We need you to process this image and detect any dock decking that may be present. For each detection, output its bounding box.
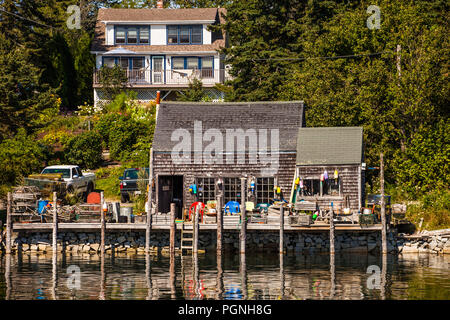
[12,222,382,232]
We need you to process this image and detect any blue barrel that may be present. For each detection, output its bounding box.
[38,200,49,214]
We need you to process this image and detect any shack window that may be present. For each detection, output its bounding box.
[196,177,216,203]
[256,177,274,204]
[303,178,340,196]
[326,178,340,196]
[303,179,321,196]
[224,178,242,204]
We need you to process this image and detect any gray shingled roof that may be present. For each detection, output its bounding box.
[296,127,363,165]
[153,101,305,153]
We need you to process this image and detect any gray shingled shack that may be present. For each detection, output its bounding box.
[295,127,365,212]
[151,101,305,216]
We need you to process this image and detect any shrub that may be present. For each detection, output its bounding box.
[64,130,103,169]
[0,129,45,186]
[94,112,123,149]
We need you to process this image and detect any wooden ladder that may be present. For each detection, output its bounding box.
[181,222,194,254]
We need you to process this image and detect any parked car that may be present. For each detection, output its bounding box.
[26,165,96,200]
[119,168,149,203]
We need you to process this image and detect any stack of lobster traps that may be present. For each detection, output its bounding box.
[11,186,42,223]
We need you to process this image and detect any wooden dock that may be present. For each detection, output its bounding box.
[12,222,382,232]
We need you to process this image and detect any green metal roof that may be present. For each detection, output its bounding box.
[296,127,363,165]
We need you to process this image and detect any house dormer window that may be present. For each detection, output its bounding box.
[114,26,151,45]
[167,25,203,45]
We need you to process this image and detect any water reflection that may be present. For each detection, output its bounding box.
[1,252,449,300]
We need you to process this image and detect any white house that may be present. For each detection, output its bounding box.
[91,5,229,106]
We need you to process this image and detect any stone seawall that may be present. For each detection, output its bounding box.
[1,229,449,255]
[1,230,399,254]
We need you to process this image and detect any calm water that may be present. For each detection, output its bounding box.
[0,252,449,300]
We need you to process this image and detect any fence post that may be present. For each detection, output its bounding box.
[52,192,58,253]
[100,191,105,254]
[280,205,284,254]
[240,178,247,254]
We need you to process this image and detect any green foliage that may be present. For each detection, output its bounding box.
[94,94,156,162]
[64,131,103,169]
[178,78,207,101]
[108,115,148,162]
[97,65,129,100]
[393,120,449,197]
[0,129,45,186]
[405,190,450,231]
[95,166,124,200]
[0,34,59,139]
[220,0,449,200]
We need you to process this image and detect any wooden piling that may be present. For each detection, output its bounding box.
[99,250,106,300]
[6,192,11,254]
[240,178,247,254]
[330,253,336,299]
[216,251,223,300]
[381,252,387,300]
[279,253,285,299]
[380,152,387,254]
[216,194,223,254]
[100,191,105,254]
[240,252,247,299]
[52,248,57,300]
[5,252,11,300]
[330,208,335,254]
[52,192,58,253]
[145,253,153,300]
[193,204,200,255]
[146,148,154,254]
[170,203,176,257]
[279,205,284,254]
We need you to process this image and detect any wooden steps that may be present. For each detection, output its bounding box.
[181,222,193,253]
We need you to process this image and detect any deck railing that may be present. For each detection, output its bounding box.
[93,68,231,86]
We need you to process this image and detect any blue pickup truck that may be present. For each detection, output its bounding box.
[119,168,149,203]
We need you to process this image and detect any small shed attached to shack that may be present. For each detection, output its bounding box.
[294,127,365,212]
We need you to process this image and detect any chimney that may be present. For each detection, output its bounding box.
[156,0,164,8]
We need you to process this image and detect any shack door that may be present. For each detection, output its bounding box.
[158,175,183,218]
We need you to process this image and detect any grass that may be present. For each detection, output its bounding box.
[366,183,449,231]
[95,166,124,201]
[404,190,450,231]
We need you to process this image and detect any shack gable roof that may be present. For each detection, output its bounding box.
[296,127,363,165]
[153,101,305,153]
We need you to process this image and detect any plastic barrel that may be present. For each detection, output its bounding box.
[120,207,133,223]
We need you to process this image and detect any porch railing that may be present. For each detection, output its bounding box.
[93,68,231,86]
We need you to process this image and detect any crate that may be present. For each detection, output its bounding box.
[289,215,312,226]
[359,214,376,226]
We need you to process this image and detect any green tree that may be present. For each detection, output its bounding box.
[0,34,58,140]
